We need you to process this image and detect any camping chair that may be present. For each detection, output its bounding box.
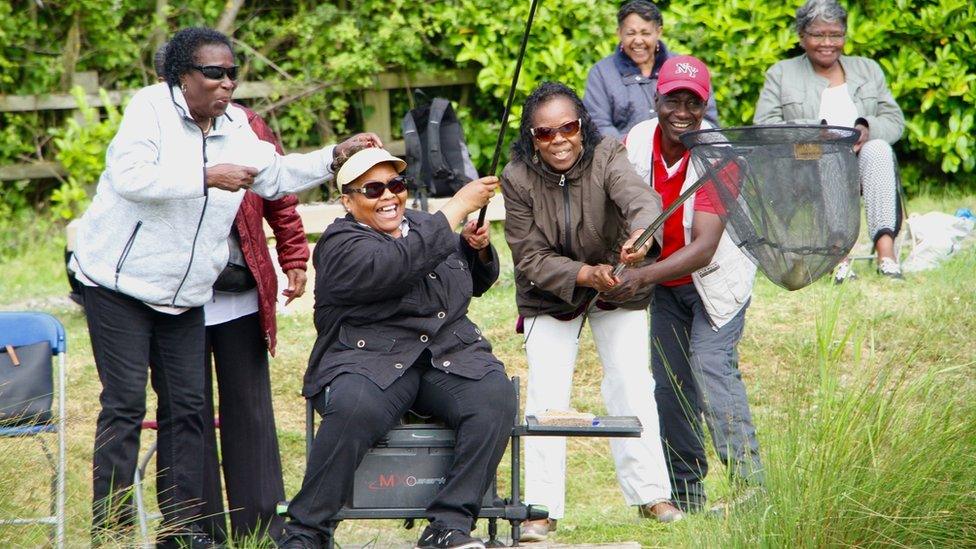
[0,312,68,549]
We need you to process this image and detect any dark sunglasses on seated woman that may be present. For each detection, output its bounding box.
[193,65,239,81]
[343,175,410,199]
[530,118,581,142]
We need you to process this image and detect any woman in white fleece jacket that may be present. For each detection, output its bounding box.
[71,27,376,546]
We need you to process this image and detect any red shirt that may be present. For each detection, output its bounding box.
[651,126,716,287]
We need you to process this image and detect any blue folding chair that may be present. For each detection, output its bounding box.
[0,312,67,549]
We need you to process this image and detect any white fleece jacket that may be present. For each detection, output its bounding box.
[73,82,335,307]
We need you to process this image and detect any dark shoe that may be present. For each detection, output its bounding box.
[276,526,321,548]
[277,535,315,549]
[415,526,485,549]
[517,518,556,542]
[638,500,685,523]
[160,531,219,549]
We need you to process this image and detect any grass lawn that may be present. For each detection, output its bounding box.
[1,193,974,547]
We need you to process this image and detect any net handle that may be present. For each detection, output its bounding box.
[612,154,739,277]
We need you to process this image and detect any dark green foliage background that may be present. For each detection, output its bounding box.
[0,0,973,222]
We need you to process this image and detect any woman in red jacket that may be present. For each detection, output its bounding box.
[194,105,309,543]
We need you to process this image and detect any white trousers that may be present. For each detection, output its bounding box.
[523,306,671,519]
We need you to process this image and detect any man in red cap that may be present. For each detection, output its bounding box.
[606,55,764,513]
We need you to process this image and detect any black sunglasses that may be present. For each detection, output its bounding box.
[343,175,409,199]
[530,118,581,142]
[192,64,239,81]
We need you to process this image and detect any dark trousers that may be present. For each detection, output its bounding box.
[650,284,761,511]
[82,285,206,535]
[199,313,286,542]
[282,362,516,547]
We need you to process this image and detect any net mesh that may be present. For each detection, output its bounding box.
[680,125,861,290]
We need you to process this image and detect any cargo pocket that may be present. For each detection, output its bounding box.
[444,257,472,299]
[339,325,396,352]
[780,88,807,121]
[453,325,483,345]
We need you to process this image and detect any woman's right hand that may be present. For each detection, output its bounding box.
[577,264,618,293]
[439,176,499,227]
[453,176,499,213]
[206,164,259,192]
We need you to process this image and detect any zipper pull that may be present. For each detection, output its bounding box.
[558,175,566,187]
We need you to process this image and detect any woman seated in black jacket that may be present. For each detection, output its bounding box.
[279,146,515,549]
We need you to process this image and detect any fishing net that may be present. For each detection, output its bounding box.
[680,125,861,290]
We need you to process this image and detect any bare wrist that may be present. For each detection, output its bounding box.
[576,264,591,287]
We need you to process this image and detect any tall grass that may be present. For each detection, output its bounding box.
[1,197,974,546]
[693,292,976,547]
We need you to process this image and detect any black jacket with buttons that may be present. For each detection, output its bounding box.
[303,209,503,397]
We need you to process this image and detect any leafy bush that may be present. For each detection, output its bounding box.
[49,87,122,220]
[1,0,973,221]
[665,0,976,194]
[444,0,618,170]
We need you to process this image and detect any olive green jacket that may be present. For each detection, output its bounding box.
[754,54,904,144]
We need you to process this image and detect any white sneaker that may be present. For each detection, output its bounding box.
[877,257,903,279]
[833,259,856,284]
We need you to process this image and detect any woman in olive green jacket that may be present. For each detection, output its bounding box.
[755,0,905,281]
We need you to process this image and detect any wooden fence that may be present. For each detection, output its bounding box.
[0,68,478,181]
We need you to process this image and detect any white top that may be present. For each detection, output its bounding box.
[664,158,683,178]
[817,83,859,126]
[204,289,259,326]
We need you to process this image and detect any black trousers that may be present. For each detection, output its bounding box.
[82,285,206,535]
[199,313,286,542]
[282,361,516,547]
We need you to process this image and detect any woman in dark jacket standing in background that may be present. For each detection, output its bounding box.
[280,147,515,549]
[583,0,718,138]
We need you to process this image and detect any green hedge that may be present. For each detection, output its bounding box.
[1,0,973,224]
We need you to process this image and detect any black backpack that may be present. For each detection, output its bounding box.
[402,97,478,210]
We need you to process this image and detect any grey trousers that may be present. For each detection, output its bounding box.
[650,284,762,510]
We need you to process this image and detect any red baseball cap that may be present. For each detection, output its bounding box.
[656,55,711,101]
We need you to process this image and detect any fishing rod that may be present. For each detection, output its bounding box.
[476,0,541,227]
[611,171,717,278]
[573,155,742,342]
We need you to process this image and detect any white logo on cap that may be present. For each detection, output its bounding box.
[675,62,698,78]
